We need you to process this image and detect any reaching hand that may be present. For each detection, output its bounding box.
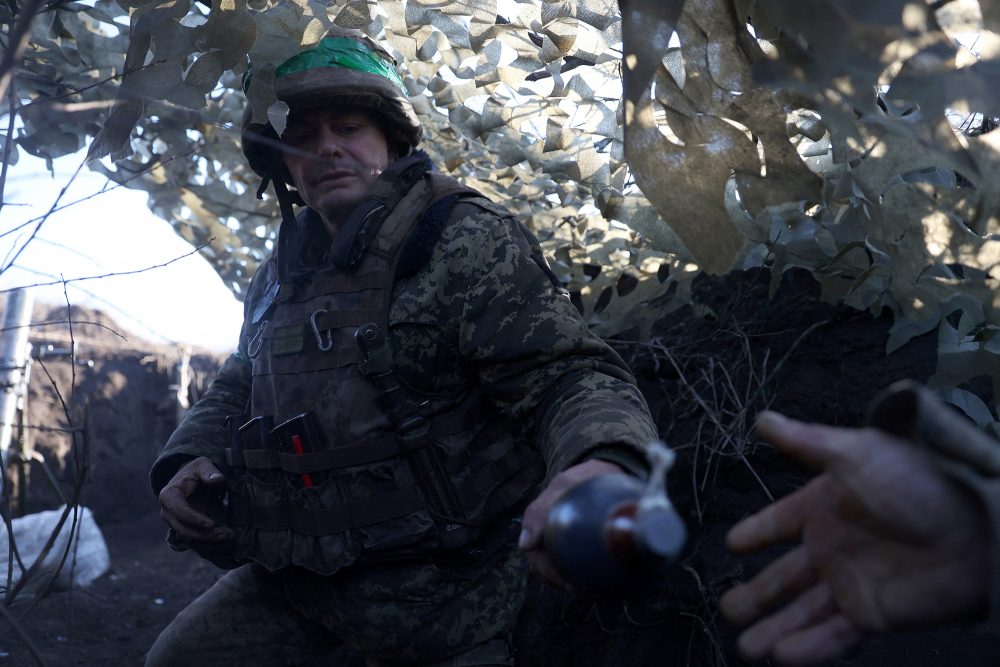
[158,456,234,544]
[720,411,989,666]
[519,459,626,592]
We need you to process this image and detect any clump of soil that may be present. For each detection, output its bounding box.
[3,272,997,666]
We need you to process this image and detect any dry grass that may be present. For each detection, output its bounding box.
[624,319,827,523]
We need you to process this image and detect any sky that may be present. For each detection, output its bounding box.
[0,152,245,354]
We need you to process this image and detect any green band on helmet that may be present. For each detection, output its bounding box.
[275,36,406,92]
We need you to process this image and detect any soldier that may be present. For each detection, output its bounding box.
[147,27,661,666]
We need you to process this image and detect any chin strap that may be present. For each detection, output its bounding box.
[261,177,308,298]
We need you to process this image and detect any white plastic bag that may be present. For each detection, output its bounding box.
[0,505,111,593]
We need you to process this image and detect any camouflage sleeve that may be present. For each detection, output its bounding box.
[453,201,660,481]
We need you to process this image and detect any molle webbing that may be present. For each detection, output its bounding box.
[357,322,463,521]
[230,485,424,536]
[227,432,402,472]
[225,409,472,474]
[233,170,542,573]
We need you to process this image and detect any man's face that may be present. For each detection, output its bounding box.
[281,107,396,235]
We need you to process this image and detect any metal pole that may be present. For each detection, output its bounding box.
[0,288,34,499]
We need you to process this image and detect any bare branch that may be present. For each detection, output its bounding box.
[33,237,106,268]
[0,238,214,294]
[61,276,76,405]
[0,80,17,216]
[7,358,87,610]
[5,266,188,345]
[15,60,167,111]
[0,158,85,277]
[0,320,127,342]
[0,151,192,242]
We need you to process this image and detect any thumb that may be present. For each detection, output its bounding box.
[519,500,547,551]
[197,462,225,485]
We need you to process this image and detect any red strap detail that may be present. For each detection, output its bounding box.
[291,434,314,488]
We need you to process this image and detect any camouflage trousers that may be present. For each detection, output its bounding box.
[145,529,526,666]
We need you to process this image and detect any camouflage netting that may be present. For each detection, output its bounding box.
[6,0,1000,425]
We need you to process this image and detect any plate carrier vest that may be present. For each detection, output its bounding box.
[225,157,545,574]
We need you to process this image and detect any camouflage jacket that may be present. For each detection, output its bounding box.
[150,172,659,511]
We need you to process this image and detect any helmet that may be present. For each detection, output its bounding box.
[241,26,422,187]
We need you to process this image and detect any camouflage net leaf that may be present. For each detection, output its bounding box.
[621,0,824,273]
[734,0,1000,417]
[9,0,1000,422]
[22,0,701,337]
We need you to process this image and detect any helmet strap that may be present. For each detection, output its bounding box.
[272,178,306,293]
[255,176,271,200]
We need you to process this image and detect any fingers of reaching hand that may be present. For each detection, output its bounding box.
[721,546,817,626]
[736,582,851,663]
[756,411,855,471]
[726,479,822,553]
[772,614,863,666]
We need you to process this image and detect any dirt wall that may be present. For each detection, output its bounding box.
[5,304,224,525]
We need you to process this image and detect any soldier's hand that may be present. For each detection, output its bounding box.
[720,411,989,666]
[519,459,626,592]
[158,457,234,544]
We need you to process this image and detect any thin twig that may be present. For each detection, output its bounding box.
[653,336,774,499]
[621,599,671,628]
[62,276,77,406]
[12,497,84,620]
[0,239,214,294]
[0,266,190,345]
[0,80,17,216]
[765,320,829,383]
[587,603,627,635]
[15,61,166,111]
[5,266,186,345]
[0,151,191,241]
[0,320,127,341]
[0,159,85,277]
[33,238,106,268]
[8,359,87,610]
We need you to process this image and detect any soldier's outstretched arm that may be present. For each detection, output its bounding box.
[449,205,660,589]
